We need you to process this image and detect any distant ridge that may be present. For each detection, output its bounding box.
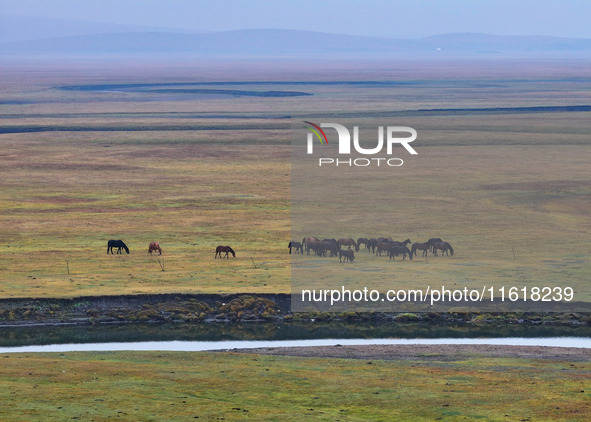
[1,28,590,58]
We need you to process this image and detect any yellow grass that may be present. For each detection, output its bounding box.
[0,59,589,305]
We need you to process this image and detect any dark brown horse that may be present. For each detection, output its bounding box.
[339,249,355,263]
[357,238,369,250]
[376,241,392,256]
[288,241,303,254]
[427,238,444,252]
[322,241,339,257]
[148,241,162,255]
[432,242,454,256]
[107,239,129,254]
[367,238,379,253]
[411,242,430,257]
[215,245,236,258]
[338,238,359,252]
[389,245,412,260]
[308,242,328,257]
[391,239,412,247]
[302,236,320,255]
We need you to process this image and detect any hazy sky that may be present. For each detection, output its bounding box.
[1,0,591,39]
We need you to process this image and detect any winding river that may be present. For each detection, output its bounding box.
[1,321,589,353]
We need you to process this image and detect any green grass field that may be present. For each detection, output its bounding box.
[1,350,589,421]
[0,59,589,306]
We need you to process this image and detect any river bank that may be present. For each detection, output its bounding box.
[231,343,591,361]
[0,293,589,327]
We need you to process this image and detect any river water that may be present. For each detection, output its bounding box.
[1,321,589,353]
[1,337,590,354]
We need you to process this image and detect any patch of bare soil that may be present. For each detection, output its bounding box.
[230,344,591,361]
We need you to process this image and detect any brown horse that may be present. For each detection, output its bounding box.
[338,238,359,252]
[339,249,355,263]
[389,245,412,260]
[302,236,320,255]
[411,242,430,257]
[288,241,303,254]
[215,245,236,258]
[357,238,369,250]
[367,238,379,253]
[391,239,412,247]
[432,242,454,256]
[148,241,162,255]
[427,237,444,252]
[376,241,392,256]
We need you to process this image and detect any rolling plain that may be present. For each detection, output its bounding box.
[1,59,589,306]
[1,58,590,420]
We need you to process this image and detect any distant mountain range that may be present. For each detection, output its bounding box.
[1,15,590,58]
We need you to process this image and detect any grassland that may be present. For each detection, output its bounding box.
[0,58,589,307]
[1,348,589,421]
[0,58,589,422]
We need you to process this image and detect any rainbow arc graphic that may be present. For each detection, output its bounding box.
[303,121,328,144]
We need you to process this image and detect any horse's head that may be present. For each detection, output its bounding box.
[446,242,454,256]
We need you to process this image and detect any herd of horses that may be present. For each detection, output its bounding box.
[289,236,454,262]
[107,240,236,259]
[107,235,452,263]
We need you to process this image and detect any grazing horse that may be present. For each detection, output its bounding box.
[389,245,412,260]
[107,239,129,254]
[411,242,430,257]
[302,236,319,247]
[357,238,369,250]
[433,242,454,256]
[308,242,327,257]
[322,241,339,257]
[148,241,162,255]
[427,238,444,253]
[338,238,359,252]
[390,239,412,247]
[302,236,320,255]
[367,238,379,253]
[376,241,393,256]
[339,249,355,263]
[288,241,303,254]
[215,245,236,258]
